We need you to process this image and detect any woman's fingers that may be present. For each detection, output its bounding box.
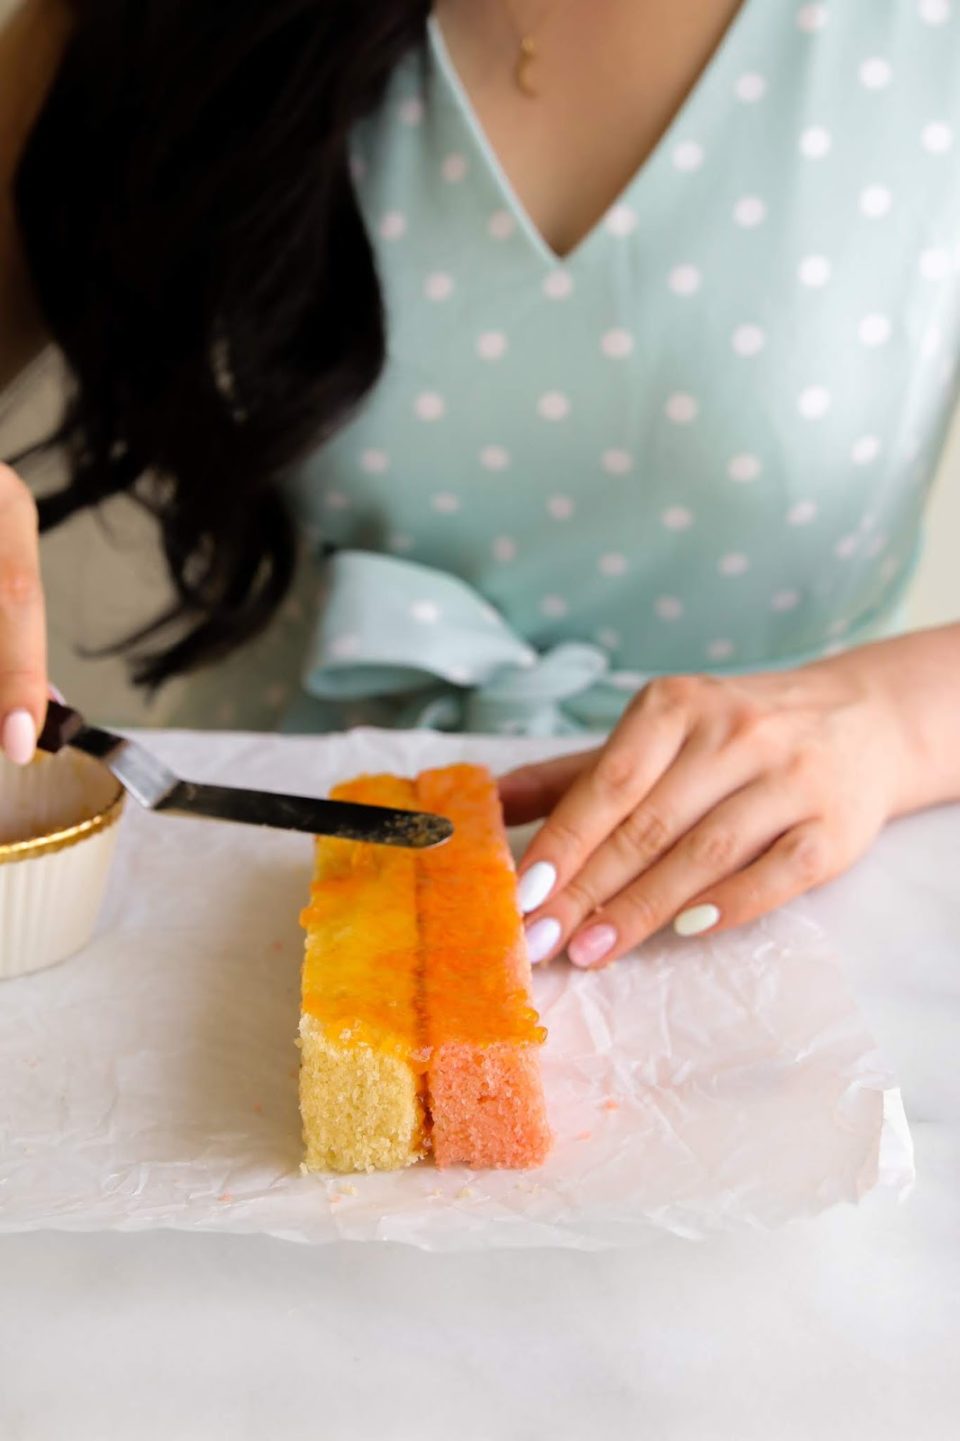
[514,692,689,917]
[0,464,47,765]
[497,748,599,827]
[674,821,839,938]
[557,779,807,968]
[520,731,763,957]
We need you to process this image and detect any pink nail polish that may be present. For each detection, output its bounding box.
[1,709,37,766]
[568,923,617,969]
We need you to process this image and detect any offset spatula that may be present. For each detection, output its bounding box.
[37,702,453,850]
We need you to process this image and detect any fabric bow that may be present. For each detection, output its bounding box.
[299,549,645,736]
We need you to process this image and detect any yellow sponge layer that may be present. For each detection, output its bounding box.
[299,1016,424,1173]
[299,774,425,1173]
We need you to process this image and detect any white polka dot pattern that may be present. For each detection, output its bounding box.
[796,4,829,32]
[605,204,638,237]
[543,270,574,299]
[415,392,445,420]
[537,392,570,420]
[735,72,767,102]
[602,449,633,475]
[859,314,892,346]
[665,393,699,424]
[859,185,893,218]
[719,552,750,576]
[601,329,635,358]
[668,264,702,295]
[360,449,389,474]
[852,436,882,465]
[922,121,954,153]
[733,196,767,227]
[798,255,832,287]
[379,211,407,240]
[442,153,468,182]
[476,332,508,359]
[859,58,892,89]
[918,0,952,25]
[283,3,960,733]
[731,324,767,357]
[480,445,510,471]
[728,453,762,482]
[672,140,705,171]
[431,492,460,513]
[487,209,515,239]
[797,386,832,419]
[799,125,832,158]
[424,272,454,301]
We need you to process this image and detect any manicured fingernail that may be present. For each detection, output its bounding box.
[517,860,557,915]
[569,924,617,969]
[674,904,721,938]
[1,709,37,766]
[524,916,562,965]
[47,683,66,703]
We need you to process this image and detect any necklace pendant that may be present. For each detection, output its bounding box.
[515,35,539,98]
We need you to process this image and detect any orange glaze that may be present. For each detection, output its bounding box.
[300,774,422,1062]
[300,766,546,1065]
[415,765,547,1050]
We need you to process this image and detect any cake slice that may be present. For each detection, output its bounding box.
[299,774,426,1173]
[299,764,550,1173]
[416,765,551,1169]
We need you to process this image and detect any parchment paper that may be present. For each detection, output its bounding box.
[0,728,913,1249]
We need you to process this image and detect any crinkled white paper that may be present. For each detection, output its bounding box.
[0,728,913,1249]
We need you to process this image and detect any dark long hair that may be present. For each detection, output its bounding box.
[14,0,428,685]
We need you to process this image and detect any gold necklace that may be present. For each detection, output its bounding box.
[497,0,582,98]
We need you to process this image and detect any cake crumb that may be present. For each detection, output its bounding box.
[456,1185,475,1200]
[576,1129,592,1142]
[251,1102,263,1115]
[340,1183,358,1197]
[601,1097,621,1112]
[218,1192,234,1204]
[270,940,284,953]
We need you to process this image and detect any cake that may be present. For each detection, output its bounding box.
[298,764,551,1173]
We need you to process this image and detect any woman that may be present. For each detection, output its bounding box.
[2,0,959,970]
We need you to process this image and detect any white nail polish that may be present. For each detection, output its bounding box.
[674,904,721,938]
[517,861,557,915]
[524,916,562,965]
[1,709,37,767]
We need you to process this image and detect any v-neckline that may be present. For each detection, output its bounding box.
[427,1,761,268]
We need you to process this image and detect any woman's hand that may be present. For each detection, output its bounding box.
[498,638,954,968]
[0,462,48,765]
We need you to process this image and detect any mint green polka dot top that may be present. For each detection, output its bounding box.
[278,2,960,737]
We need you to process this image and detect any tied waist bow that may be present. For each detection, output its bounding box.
[300,550,646,736]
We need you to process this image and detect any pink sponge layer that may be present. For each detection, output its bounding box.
[429,1041,551,1169]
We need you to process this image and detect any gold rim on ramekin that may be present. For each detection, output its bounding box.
[0,784,126,866]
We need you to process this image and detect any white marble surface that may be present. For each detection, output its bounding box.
[1,797,958,1439]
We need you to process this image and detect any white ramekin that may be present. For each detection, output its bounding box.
[0,748,125,981]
